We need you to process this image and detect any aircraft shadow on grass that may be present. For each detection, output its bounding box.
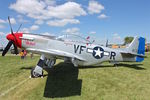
[115,63,145,70]
[43,62,145,98]
[43,63,82,98]
[78,63,145,70]
[20,62,145,98]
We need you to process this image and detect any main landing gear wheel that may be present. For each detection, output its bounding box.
[31,68,43,78]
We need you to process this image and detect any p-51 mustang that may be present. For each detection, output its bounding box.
[2,17,146,78]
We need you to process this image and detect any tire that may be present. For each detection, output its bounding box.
[31,68,43,78]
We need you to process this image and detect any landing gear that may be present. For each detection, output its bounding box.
[30,55,56,78]
[45,59,56,69]
[31,68,43,78]
[30,54,45,78]
[72,58,78,67]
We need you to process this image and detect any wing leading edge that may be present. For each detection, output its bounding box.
[26,48,86,61]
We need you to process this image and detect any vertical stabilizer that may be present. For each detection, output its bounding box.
[126,37,145,62]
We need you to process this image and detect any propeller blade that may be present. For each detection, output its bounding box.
[16,24,22,33]
[8,16,14,34]
[13,43,18,55]
[2,41,13,56]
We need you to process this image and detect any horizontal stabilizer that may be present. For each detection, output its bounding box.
[120,52,146,58]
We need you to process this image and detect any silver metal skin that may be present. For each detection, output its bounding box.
[20,33,145,77]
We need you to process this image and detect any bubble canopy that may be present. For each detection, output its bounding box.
[56,34,91,44]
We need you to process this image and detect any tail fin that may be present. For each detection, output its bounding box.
[127,37,145,62]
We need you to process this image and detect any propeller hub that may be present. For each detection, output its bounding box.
[6,33,23,48]
[6,34,14,41]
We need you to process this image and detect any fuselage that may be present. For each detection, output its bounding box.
[20,33,136,66]
[6,32,138,66]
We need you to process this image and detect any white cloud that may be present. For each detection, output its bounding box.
[47,2,86,19]
[44,0,56,6]
[9,17,16,24]
[0,32,7,47]
[113,33,121,39]
[0,32,4,35]
[22,25,39,33]
[22,28,30,33]
[0,24,5,29]
[30,25,39,31]
[17,15,29,23]
[63,27,80,34]
[41,32,55,36]
[0,19,6,29]
[47,19,80,27]
[9,0,46,18]
[9,0,86,20]
[88,0,104,14]
[89,31,96,34]
[0,19,6,24]
[35,20,44,25]
[112,33,122,44]
[0,18,16,29]
[98,14,108,19]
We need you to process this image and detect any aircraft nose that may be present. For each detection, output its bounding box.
[6,34,14,41]
[6,33,23,48]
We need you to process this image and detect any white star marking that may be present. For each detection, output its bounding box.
[94,48,103,57]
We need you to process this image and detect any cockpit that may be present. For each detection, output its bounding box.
[56,34,91,44]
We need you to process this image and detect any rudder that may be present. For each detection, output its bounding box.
[136,37,145,62]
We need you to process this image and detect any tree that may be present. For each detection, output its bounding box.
[124,36,134,45]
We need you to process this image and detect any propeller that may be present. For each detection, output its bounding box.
[16,24,22,33]
[2,16,20,56]
[8,16,14,35]
[2,41,13,56]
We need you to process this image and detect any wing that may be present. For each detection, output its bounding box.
[26,48,86,61]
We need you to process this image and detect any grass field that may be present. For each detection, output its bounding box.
[0,53,150,100]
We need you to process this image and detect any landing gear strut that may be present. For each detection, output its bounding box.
[45,59,56,69]
[30,54,45,78]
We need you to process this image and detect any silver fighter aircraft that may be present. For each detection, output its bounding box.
[2,17,146,78]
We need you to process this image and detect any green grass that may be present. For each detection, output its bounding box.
[0,53,150,100]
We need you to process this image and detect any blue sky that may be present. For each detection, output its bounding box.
[0,0,150,47]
